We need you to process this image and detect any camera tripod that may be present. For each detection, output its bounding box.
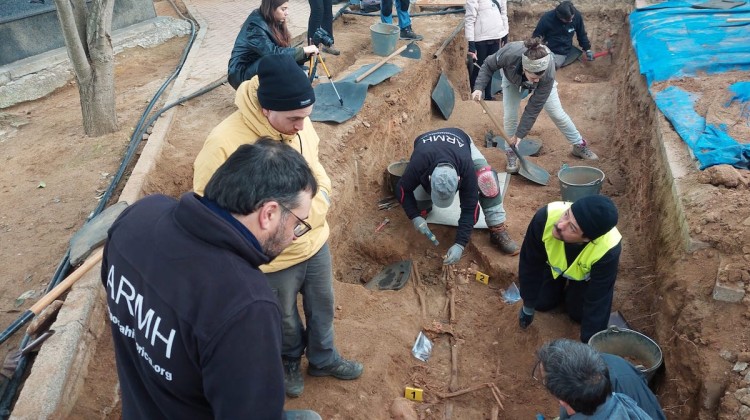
[308,52,343,106]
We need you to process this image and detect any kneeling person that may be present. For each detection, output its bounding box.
[396,127,520,265]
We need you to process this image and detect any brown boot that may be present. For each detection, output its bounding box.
[489,223,520,255]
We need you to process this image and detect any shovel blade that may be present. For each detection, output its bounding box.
[401,42,421,59]
[510,144,550,186]
[365,260,413,291]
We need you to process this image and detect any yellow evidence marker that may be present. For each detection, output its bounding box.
[405,386,423,402]
[475,271,490,285]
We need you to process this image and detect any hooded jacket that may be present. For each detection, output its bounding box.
[602,354,666,420]
[532,8,591,57]
[465,0,509,44]
[560,392,652,420]
[227,9,306,89]
[193,76,332,273]
[474,41,557,140]
[102,193,284,419]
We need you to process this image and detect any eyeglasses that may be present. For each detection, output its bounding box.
[531,360,546,385]
[278,203,312,238]
[532,70,545,76]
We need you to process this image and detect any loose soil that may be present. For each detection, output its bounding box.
[3,1,750,419]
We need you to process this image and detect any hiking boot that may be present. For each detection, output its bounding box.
[505,149,519,174]
[283,358,304,398]
[321,45,341,56]
[308,358,363,380]
[400,26,423,41]
[571,140,599,160]
[489,223,520,255]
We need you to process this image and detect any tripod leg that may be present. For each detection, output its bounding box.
[318,55,343,106]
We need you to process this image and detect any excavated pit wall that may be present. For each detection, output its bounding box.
[12,1,720,417]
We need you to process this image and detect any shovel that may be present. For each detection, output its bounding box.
[0,201,128,346]
[355,42,421,83]
[479,100,550,186]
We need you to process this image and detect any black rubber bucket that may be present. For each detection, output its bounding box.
[386,160,408,195]
[588,326,663,382]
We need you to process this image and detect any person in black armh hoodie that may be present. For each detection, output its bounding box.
[102,139,321,420]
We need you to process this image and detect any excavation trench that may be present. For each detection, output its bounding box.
[49,2,738,419]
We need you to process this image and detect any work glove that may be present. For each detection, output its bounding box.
[518,306,535,329]
[586,49,594,61]
[443,244,464,265]
[412,216,439,246]
[471,90,483,101]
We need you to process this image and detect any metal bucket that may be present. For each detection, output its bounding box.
[386,160,408,194]
[370,23,399,57]
[557,165,605,202]
[588,326,663,382]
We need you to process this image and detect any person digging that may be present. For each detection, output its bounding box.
[396,128,520,265]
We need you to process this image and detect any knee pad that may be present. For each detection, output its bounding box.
[476,166,500,198]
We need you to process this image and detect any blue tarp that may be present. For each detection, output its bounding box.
[629,1,750,169]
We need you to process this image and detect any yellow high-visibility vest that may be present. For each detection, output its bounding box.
[543,202,621,281]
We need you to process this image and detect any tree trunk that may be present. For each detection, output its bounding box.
[54,0,118,137]
[78,59,117,136]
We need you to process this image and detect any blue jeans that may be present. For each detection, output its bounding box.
[266,243,339,368]
[500,73,582,150]
[381,0,411,29]
[284,410,322,420]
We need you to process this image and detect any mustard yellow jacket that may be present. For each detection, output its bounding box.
[193,76,332,273]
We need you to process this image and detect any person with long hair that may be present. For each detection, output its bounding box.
[472,37,598,174]
[228,0,319,89]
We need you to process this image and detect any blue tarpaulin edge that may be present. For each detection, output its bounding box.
[629,1,750,169]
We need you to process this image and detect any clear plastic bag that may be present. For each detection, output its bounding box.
[411,331,433,362]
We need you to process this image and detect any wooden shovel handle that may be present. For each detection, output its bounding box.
[30,247,104,314]
[355,44,408,83]
[479,100,512,143]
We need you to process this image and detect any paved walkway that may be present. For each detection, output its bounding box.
[179,0,349,94]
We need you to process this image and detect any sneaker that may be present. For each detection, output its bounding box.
[400,26,423,41]
[572,140,599,160]
[283,358,304,398]
[505,149,519,174]
[489,223,520,255]
[308,358,363,380]
[321,45,341,56]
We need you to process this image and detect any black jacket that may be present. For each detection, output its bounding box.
[518,205,621,342]
[532,9,591,57]
[102,193,285,419]
[396,128,479,247]
[228,9,306,89]
[603,354,666,420]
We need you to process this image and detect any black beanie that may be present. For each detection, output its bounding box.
[570,195,618,240]
[256,54,315,111]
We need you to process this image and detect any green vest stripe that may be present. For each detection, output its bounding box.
[543,202,621,281]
